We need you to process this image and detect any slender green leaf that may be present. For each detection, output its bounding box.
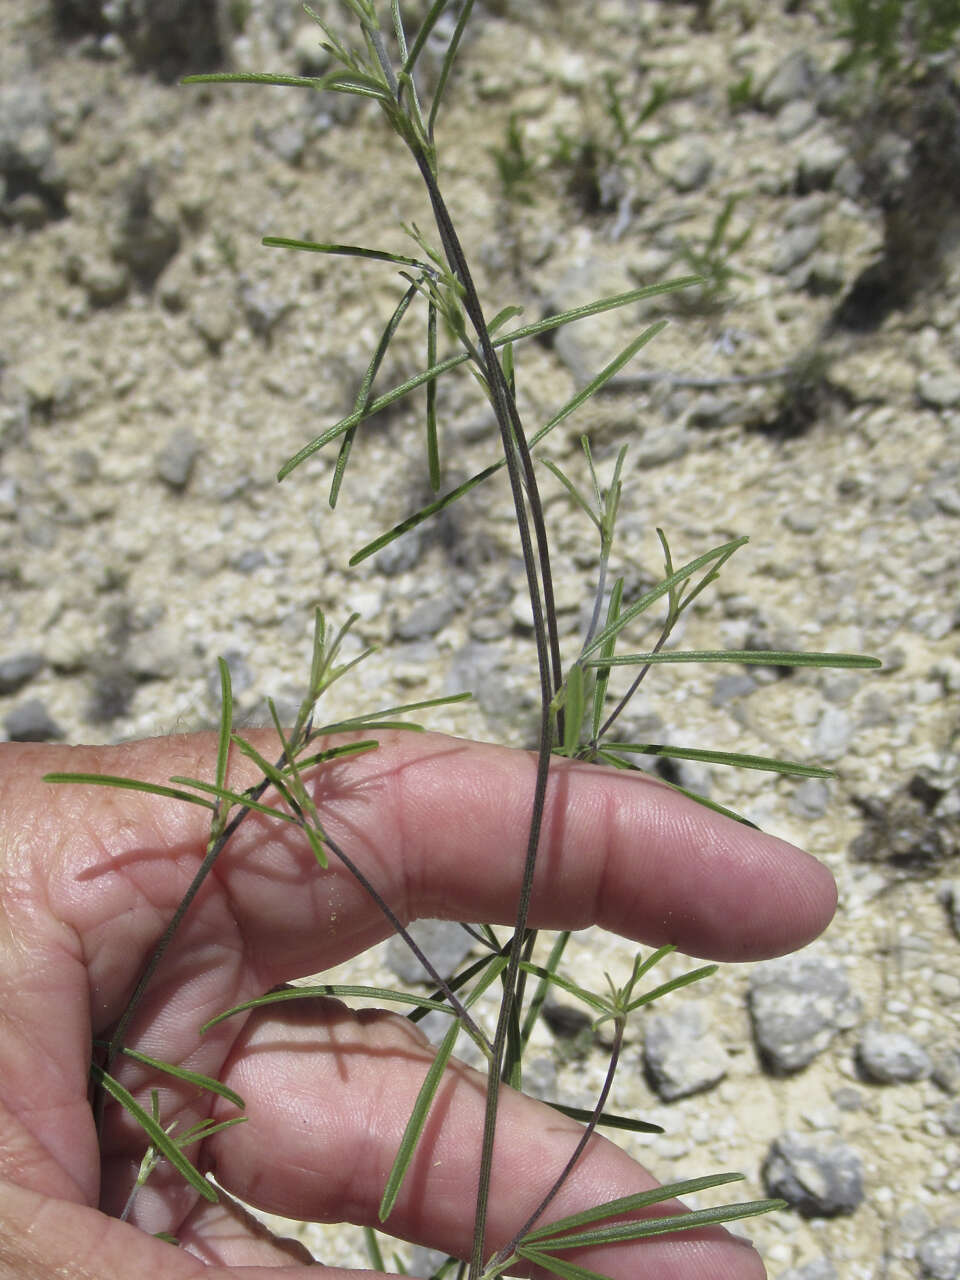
[545,1102,662,1135]
[515,1247,610,1280]
[520,930,570,1049]
[427,0,475,137]
[581,538,750,660]
[600,764,759,827]
[182,71,324,89]
[541,459,601,532]
[174,1114,248,1146]
[363,1225,387,1274]
[586,649,883,669]
[426,298,440,488]
[520,1173,746,1244]
[42,773,216,810]
[562,664,585,755]
[402,0,449,81]
[262,237,429,269]
[591,577,623,740]
[166,777,300,824]
[350,323,671,564]
[120,1048,245,1109]
[623,963,717,1013]
[524,1198,786,1253]
[279,281,697,481]
[379,1017,461,1221]
[91,1065,217,1202]
[332,281,419,506]
[215,657,233,796]
[201,984,456,1033]
[599,742,833,778]
[516,962,610,1015]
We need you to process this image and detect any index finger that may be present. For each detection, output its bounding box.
[26,729,835,1003]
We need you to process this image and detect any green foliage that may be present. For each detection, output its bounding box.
[671,193,753,311]
[832,0,960,79]
[46,4,881,1275]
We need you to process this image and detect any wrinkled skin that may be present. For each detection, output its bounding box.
[0,731,836,1279]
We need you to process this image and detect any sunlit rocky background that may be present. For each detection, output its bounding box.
[1,2,959,1276]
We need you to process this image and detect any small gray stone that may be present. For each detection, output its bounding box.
[5,698,64,742]
[711,673,758,706]
[762,1131,864,1217]
[811,706,852,760]
[386,920,474,985]
[191,287,238,351]
[393,596,457,641]
[112,168,181,287]
[857,1021,932,1083]
[155,427,201,490]
[761,51,817,111]
[917,371,960,409]
[790,778,830,820]
[256,119,307,166]
[776,99,817,141]
[643,1002,727,1101]
[771,225,821,275]
[0,652,45,694]
[239,279,294,339]
[918,1227,960,1280]
[796,137,849,192]
[78,257,130,308]
[85,669,136,724]
[749,952,861,1073]
[659,136,713,192]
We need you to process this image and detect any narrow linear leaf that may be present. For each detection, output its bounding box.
[525,1198,786,1252]
[120,1048,245,1109]
[591,576,623,740]
[516,962,610,1015]
[201,984,456,1034]
[174,1114,247,1146]
[586,649,882,669]
[215,658,233,794]
[520,1172,746,1244]
[42,773,216,810]
[426,298,440,489]
[545,1102,663,1135]
[600,742,833,779]
[262,238,428,269]
[581,538,750,659]
[350,324,669,564]
[91,1065,217,1203]
[562,664,585,756]
[317,690,473,726]
[183,71,324,88]
[516,1248,611,1280]
[332,282,419,507]
[604,765,759,828]
[167,777,300,825]
[427,0,475,136]
[623,963,718,1013]
[379,1017,461,1222]
[279,281,696,482]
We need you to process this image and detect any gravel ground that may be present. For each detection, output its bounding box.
[1,2,959,1277]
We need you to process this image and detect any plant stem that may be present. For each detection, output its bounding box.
[403,144,563,1280]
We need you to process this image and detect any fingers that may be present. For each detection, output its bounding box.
[8,730,834,1004]
[0,1175,325,1279]
[200,1000,766,1280]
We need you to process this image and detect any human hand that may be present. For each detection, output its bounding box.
[0,731,836,1279]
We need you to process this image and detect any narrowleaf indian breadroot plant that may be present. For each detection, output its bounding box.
[46,3,881,1277]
